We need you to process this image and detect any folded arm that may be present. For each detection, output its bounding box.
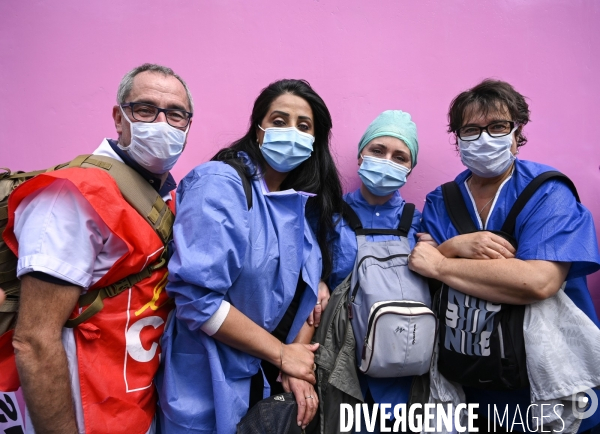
[409,242,570,304]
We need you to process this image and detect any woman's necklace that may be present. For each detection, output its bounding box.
[468,177,495,216]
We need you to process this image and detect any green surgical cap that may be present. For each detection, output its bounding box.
[357,110,419,168]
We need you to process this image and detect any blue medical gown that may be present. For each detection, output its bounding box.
[328,188,422,409]
[156,159,321,434]
[421,159,600,432]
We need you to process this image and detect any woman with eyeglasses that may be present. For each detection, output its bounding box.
[327,110,423,433]
[409,79,600,433]
[155,79,343,434]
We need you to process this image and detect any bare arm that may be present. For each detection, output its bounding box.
[12,275,80,434]
[0,288,5,306]
[216,307,319,429]
[408,242,570,304]
[212,305,318,384]
[307,280,330,327]
[281,321,318,429]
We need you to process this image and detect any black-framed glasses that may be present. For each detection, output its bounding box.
[457,121,516,141]
[121,102,193,129]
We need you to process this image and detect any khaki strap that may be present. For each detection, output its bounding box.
[64,252,167,328]
[7,170,45,179]
[74,155,174,245]
[66,154,91,169]
[0,248,16,263]
[2,154,174,327]
[0,265,18,284]
[5,154,173,246]
[0,279,20,297]
[0,297,18,314]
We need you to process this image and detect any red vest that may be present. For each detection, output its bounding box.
[3,167,174,434]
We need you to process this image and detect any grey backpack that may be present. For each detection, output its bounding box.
[344,202,437,378]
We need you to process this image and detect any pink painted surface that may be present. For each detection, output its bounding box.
[1,0,599,314]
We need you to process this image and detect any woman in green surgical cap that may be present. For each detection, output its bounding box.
[327,110,423,433]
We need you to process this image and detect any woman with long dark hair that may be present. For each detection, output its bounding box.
[156,79,343,433]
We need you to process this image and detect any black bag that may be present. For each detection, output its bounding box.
[237,393,318,434]
[436,171,579,390]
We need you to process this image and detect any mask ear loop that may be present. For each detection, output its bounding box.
[511,124,520,156]
[256,124,265,146]
[117,106,136,151]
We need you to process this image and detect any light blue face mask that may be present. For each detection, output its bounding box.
[258,126,315,173]
[358,155,411,196]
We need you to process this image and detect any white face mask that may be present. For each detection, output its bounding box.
[458,129,516,178]
[118,107,187,174]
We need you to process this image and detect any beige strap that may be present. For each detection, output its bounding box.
[0,278,20,297]
[2,154,174,327]
[5,154,173,245]
[65,251,167,328]
[0,298,18,314]
[7,170,44,179]
[74,155,174,245]
[0,248,15,262]
[0,267,18,284]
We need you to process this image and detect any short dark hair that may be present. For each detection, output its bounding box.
[448,79,530,148]
[212,79,343,280]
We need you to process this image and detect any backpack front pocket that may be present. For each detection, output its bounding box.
[358,300,437,378]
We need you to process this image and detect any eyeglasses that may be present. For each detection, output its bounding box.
[457,121,516,141]
[121,102,193,129]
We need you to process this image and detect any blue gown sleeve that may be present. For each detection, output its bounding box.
[420,187,448,245]
[514,179,600,279]
[167,163,250,332]
[408,207,422,250]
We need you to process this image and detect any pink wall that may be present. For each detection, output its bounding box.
[2,0,599,313]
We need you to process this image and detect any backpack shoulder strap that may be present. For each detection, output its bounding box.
[223,160,253,210]
[441,181,478,234]
[342,201,413,237]
[5,155,177,328]
[342,201,363,232]
[501,171,579,235]
[7,154,175,246]
[71,155,174,246]
[64,251,167,328]
[397,202,415,238]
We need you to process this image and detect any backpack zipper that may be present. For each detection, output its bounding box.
[361,301,432,360]
[350,253,409,302]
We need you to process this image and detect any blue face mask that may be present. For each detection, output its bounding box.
[258,126,315,173]
[358,155,411,196]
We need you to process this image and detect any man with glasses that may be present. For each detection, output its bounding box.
[409,79,600,432]
[8,63,193,434]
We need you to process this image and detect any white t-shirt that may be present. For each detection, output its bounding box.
[15,139,163,434]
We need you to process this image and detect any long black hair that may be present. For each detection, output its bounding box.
[212,79,343,280]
